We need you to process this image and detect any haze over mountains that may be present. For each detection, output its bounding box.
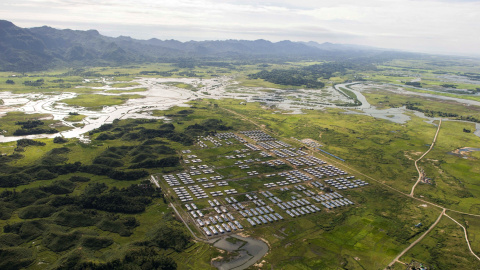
[0,20,417,72]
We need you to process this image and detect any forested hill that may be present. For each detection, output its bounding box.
[0,20,417,72]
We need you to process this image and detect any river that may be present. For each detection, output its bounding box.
[1,79,480,142]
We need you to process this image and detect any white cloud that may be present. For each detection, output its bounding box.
[0,0,479,55]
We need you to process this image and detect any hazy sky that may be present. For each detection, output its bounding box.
[1,0,479,56]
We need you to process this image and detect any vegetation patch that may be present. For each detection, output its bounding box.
[105,87,147,93]
[80,235,114,250]
[0,247,35,270]
[64,113,86,122]
[62,94,144,109]
[0,112,69,137]
[96,216,138,236]
[43,230,83,252]
[110,82,141,88]
[18,204,57,219]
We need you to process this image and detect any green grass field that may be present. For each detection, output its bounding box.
[109,82,141,88]
[399,215,480,269]
[0,112,72,136]
[64,114,86,122]
[105,87,147,93]
[0,97,478,270]
[1,61,480,269]
[62,94,144,109]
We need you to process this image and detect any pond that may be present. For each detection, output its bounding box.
[211,234,268,270]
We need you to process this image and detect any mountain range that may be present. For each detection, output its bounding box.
[0,20,417,72]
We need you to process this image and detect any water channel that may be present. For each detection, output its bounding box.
[1,79,480,143]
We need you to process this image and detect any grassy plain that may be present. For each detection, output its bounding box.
[0,108,240,269]
[64,114,86,122]
[105,87,147,93]
[0,99,477,269]
[0,112,71,136]
[1,60,480,269]
[109,82,141,88]
[399,216,480,269]
[61,94,144,109]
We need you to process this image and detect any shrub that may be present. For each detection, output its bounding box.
[142,139,167,145]
[96,216,138,236]
[0,202,15,220]
[3,220,49,241]
[80,236,113,250]
[44,231,82,252]
[0,247,35,270]
[13,128,58,136]
[129,157,179,169]
[0,173,32,187]
[131,153,151,163]
[96,133,118,140]
[69,176,90,182]
[40,180,75,194]
[16,139,45,147]
[18,204,56,219]
[53,210,99,228]
[149,217,192,251]
[93,156,124,167]
[35,169,58,180]
[49,196,76,207]
[6,188,49,207]
[0,234,23,248]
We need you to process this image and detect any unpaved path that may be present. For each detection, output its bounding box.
[410,119,442,196]
[386,209,445,269]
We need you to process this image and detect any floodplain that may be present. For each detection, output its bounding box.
[1,60,480,269]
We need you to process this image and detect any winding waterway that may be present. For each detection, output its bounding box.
[1,80,480,143]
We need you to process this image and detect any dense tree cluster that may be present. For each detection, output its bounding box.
[16,139,45,147]
[13,119,58,136]
[79,183,157,213]
[0,181,157,222]
[0,159,149,187]
[13,127,58,136]
[90,118,230,145]
[0,116,194,269]
[79,164,149,181]
[463,72,480,80]
[0,173,32,187]
[249,69,325,88]
[54,248,177,270]
[405,102,480,123]
[405,81,421,87]
[90,121,194,145]
[15,119,44,129]
[441,84,457,88]
[248,62,369,88]
[22,79,44,86]
[0,181,161,268]
[139,70,173,76]
[129,156,179,169]
[53,136,68,144]
[185,119,232,136]
[148,215,192,251]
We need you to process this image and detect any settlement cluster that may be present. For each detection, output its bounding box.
[155,130,369,238]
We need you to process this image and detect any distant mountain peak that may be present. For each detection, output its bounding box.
[85,29,100,35]
[0,20,16,28]
[0,19,412,72]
